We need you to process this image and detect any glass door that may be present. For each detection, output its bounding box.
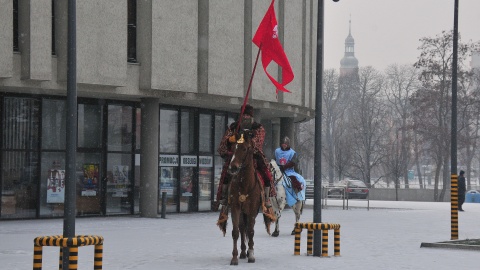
[106,105,134,215]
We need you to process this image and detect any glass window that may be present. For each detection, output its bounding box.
[42,99,66,150]
[78,104,102,149]
[1,151,38,218]
[3,98,40,150]
[134,153,140,213]
[214,114,226,153]
[106,153,132,214]
[179,167,195,212]
[13,0,19,52]
[159,109,178,153]
[127,0,137,62]
[39,152,66,217]
[159,166,178,213]
[135,108,141,151]
[51,0,55,55]
[198,167,212,211]
[199,114,212,153]
[76,153,102,215]
[180,110,194,154]
[108,105,133,152]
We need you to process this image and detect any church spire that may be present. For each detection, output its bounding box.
[349,15,352,36]
[340,16,359,77]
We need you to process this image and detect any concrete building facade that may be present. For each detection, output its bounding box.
[0,1,317,219]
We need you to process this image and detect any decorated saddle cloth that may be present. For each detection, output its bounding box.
[282,172,306,207]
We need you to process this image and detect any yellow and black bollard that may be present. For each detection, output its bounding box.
[293,222,340,257]
[33,235,103,270]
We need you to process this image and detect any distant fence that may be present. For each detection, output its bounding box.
[368,188,451,202]
[306,187,453,202]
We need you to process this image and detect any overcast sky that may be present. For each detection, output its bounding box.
[323,0,480,71]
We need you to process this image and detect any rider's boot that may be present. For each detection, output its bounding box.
[220,183,229,206]
[264,187,272,208]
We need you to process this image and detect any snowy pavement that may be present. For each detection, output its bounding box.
[1,200,480,269]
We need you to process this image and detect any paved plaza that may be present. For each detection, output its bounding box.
[1,199,479,269]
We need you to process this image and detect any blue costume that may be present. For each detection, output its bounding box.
[275,144,306,206]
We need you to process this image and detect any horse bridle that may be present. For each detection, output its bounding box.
[271,165,283,186]
[231,142,259,203]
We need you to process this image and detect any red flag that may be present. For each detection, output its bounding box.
[252,0,294,93]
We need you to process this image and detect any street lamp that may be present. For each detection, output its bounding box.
[314,0,340,257]
[450,0,459,240]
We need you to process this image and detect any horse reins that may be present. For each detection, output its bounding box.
[232,145,257,204]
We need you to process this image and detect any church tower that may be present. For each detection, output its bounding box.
[340,18,359,77]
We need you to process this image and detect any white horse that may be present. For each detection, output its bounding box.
[269,160,305,237]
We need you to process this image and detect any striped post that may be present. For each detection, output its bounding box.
[334,229,341,256]
[451,174,459,240]
[59,248,63,269]
[68,247,79,269]
[294,228,302,255]
[322,230,329,257]
[293,222,341,257]
[306,229,314,255]
[33,246,42,270]
[94,244,103,269]
[33,235,104,270]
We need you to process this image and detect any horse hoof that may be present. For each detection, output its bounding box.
[240,252,247,259]
[248,257,255,263]
[272,231,279,237]
[230,259,238,265]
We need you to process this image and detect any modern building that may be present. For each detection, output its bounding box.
[0,1,317,219]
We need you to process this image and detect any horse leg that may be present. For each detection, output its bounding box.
[247,215,256,263]
[239,213,247,259]
[291,202,303,235]
[230,210,240,265]
[272,215,280,237]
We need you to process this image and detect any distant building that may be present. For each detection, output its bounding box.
[339,19,359,78]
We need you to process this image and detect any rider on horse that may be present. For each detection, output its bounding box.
[216,104,276,209]
[274,136,305,197]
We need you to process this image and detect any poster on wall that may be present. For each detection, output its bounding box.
[180,168,193,197]
[107,165,130,197]
[47,167,65,203]
[81,164,99,196]
[159,167,175,195]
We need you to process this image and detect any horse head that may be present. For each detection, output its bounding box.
[228,132,253,176]
[269,160,283,183]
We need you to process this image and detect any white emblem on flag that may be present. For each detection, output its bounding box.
[272,25,278,39]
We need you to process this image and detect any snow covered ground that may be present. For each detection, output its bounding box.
[1,199,479,269]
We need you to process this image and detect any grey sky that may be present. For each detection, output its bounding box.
[324,0,480,71]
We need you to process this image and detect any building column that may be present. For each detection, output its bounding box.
[272,120,281,151]
[280,117,295,148]
[140,98,159,217]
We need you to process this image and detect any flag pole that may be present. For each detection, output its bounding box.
[236,44,262,133]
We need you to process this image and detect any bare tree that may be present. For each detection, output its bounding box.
[383,64,419,188]
[322,69,354,184]
[348,66,387,186]
[457,66,480,190]
[412,30,478,201]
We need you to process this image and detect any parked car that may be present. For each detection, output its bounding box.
[327,180,369,199]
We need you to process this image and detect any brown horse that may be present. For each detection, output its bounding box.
[225,132,266,265]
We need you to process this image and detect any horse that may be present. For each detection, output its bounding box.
[223,132,273,265]
[269,159,305,236]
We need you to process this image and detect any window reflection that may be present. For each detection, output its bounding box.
[160,109,178,153]
[108,105,133,152]
[78,104,102,149]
